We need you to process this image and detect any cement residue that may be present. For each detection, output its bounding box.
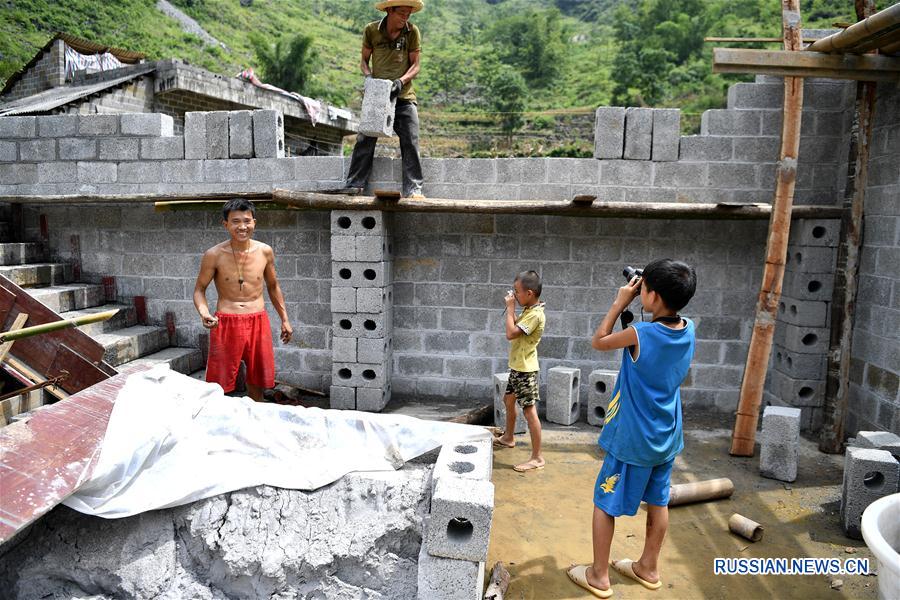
[0,467,433,599]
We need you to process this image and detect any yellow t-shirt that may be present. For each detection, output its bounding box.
[508,302,545,372]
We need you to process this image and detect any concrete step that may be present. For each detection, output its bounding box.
[93,325,169,366]
[0,262,73,288]
[126,347,205,375]
[59,303,137,336]
[0,242,47,266]
[28,283,106,313]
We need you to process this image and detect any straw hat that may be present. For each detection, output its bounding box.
[375,0,423,13]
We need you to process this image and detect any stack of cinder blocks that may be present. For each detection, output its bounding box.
[184,109,284,159]
[359,78,396,138]
[418,436,493,600]
[594,107,680,161]
[329,210,394,411]
[841,430,900,539]
[759,405,801,482]
[767,218,840,431]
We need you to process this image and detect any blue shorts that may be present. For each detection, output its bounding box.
[593,453,674,517]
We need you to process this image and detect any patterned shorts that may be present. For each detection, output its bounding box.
[505,369,540,407]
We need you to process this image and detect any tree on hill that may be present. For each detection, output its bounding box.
[250,33,318,95]
[486,8,567,88]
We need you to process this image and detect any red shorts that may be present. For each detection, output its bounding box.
[206,311,275,393]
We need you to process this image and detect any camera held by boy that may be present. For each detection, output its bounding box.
[493,270,547,473]
[567,258,697,598]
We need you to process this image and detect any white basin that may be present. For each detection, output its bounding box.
[861,492,900,600]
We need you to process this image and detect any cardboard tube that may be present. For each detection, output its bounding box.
[729,513,764,542]
[668,478,734,506]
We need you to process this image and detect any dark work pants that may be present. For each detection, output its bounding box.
[345,100,424,196]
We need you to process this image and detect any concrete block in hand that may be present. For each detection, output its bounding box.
[651,108,680,162]
[624,107,652,160]
[330,385,356,410]
[359,77,397,138]
[841,447,900,539]
[252,109,285,158]
[426,478,494,561]
[493,372,526,434]
[547,366,581,425]
[228,110,254,158]
[588,369,617,427]
[206,112,229,159]
[184,112,207,159]
[593,107,625,159]
[759,405,801,482]
[417,542,485,600]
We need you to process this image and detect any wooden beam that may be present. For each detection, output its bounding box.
[0,191,273,205]
[0,313,28,364]
[705,37,820,43]
[713,47,900,81]
[731,0,805,457]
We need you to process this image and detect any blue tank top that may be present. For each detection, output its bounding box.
[598,319,695,467]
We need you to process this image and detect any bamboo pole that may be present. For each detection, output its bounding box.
[730,0,804,457]
[0,310,119,343]
[806,3,900,53]
[668,478,735,506]
[820,0,878,454]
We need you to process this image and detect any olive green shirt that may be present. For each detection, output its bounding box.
[363,18,421,102]
[508,302,545,373]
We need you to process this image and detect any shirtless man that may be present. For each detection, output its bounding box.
[193,199,292,401]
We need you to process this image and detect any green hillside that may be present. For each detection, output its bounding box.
[0,0,864,156]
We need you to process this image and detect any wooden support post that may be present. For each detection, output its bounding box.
[730,0,804,457]
[820,0,878,454]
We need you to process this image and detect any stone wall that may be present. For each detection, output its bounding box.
[1,40,65,102]
[847,82,900,435]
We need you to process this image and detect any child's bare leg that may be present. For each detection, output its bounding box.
[586,506,614,590]
[497,393,518,446]
[247,383,264,402]
[633,503,668,584]
[520,404,544,466]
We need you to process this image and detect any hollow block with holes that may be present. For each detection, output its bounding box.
[426,478,494,561]
[332,361,389,388]
[432,437,492,496]
[330,211,388,236]
[492,372,527,433]
[759,405,801,482]
[332,312,391,338]
[792,218,840,247]
[359,78,397,138]
[547,366,581,425]
[588,369,617,427]
[331,261,392,287]
[840,447,899,539]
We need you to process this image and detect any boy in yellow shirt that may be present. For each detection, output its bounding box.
[494,270,546,472]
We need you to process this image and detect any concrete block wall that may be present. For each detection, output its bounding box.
[847,82,900,437]
[1,39,65,102]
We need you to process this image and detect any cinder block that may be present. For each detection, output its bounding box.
[184,112,207,159]
[332,312,391,338]
[252,110,285,158]
[330,286,356,312]
[0,140,17,162]
[493,372,526,434]
[784,245,837,273]
[19,139,55,161]
[547,366,580,425]
[140,137,184,160]
[356,235,393,261]
[774,324,830,354]
[357,384,390,412]
[359,77,397,138]
[98,138,138,161]
[426,478,494,561]
[78,114,119,136]
[121,113,174,137]
[330,235,356,261]
[58,138,97,160]
[759,405,801,482]
[727,82,783,110]
[593,107,625,159]
[330,385,356,410]
[357,286,392,313]
[331,210,388,236]
[851,431,900,462]
[206,112,230,159]
[651,108,680,162]
[782,271,834,302]
[417,543,484,600]
[332,261,392,287]
[358,337,391,364]
[432,437,492,496]
[773,345,827,380]
[792,219,840,247]
[841,447,900,539]
[36,114,78,137]
[0,116,36,138]
[228,110,254,158]
[777,297,829,327]
[771,369,825,407]
[332,336,357,363]
[624,107,652,160]
[332,361,389,389]
[588,369,617,427]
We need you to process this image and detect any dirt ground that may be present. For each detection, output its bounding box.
[486,413,879,600]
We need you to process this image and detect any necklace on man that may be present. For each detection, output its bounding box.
[231,243,246,290]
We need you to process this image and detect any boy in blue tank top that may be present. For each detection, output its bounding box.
[567,259,696,598]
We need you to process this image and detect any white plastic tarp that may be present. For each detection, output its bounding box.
[63,365,489,518]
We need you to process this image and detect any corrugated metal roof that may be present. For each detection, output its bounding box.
[0,64,156,116]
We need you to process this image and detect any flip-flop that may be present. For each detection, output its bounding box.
[512,460,545,472]
[609,558,662,590]
[566,565,613,599]
[492,437,515,449]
